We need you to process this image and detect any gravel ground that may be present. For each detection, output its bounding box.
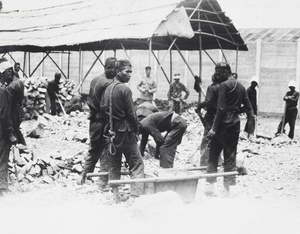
[0,111,299,234]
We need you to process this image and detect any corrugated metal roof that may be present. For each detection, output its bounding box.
[239,28,300,43]
[0,0,247,52]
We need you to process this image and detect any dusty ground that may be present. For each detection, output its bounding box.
[0,110,300,234]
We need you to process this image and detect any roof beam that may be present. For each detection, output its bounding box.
[194,31,239,47]
[185,7,224,15]
[190,19,232,27]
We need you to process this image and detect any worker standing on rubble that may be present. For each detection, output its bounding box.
[13,62,21,79]
[47,72,61,115]
[137,66,157,104]
[205,62,254,197]
[243,75,258,141]
[167,73,189,114]
[101,59,144,203]
[8,65,27,146]
[79,57,117,189]
[0,58,17,197]
[195,74,220,166]
[138,111,187,168]
[275,80,299,139]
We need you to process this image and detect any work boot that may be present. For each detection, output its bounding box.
[222,185,230,198]
[204,183,215,197]
[112,186,121,204]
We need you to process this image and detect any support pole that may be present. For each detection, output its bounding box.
[76,50,105,92]
[198,9,203,103]
[170,49,172,82]
[67,51,70,79]
[79,47,83,93]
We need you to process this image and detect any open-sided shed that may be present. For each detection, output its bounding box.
[0,0,247,98]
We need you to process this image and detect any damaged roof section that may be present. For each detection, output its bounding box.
[0,0,247,52]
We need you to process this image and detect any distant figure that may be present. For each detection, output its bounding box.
[13,62,21,78]
[47,73,61,115]
[243,76,258,140]
[275,80,299,139]
[167,73,189,114]
[137,66,157,104]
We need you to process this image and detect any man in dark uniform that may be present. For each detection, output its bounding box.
[195,74,219,166]
[80,57,117,188]
[139,111,187,168]
[243,76,258,140]
[275,80,299,139]
[47,73,61,115]
[8,69,26,146]
[206,62,254,197]
[0,58,17,197]
[101,59,144,202]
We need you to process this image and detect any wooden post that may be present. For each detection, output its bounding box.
[296,39,300,119]
[170,49,172,82]
[67,51,70,79]
[256,39,262,110]
[198,10,202,103]
[79,47,83,93]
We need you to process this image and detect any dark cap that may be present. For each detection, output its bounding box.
[215,62,232,74]
[54,72,61,79]
[105,57,117,68]
[145,66,151,70]
[116,59,132,70]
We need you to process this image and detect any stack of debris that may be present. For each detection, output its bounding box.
[8,144,88,184]
[23,77,76,119]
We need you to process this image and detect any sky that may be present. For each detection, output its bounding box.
[1,0,300,29]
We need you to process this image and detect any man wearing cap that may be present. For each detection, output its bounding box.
[47,72,61,115]
[8,63,27,146]
[243,76,258,140]
[138,111,187,168]
[206,62,254,197]
[137,66,157,104]
[80,57,117,189]
[275,80,299,139]
[101,59,144,203]
[0,58,17,197]
[167,73,189,114]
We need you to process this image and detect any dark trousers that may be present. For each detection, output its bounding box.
[277,108,298,139]
[206,121,240,186]
[109,131,144,196]
[50,98,57,115]
[200,112,214,166]
[0,138,11,190]
[82,119,109,186]
[12,106,26,145]
[160,116,187,168]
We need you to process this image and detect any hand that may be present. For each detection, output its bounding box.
[9,134,17,145]
[207,129,216,139]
